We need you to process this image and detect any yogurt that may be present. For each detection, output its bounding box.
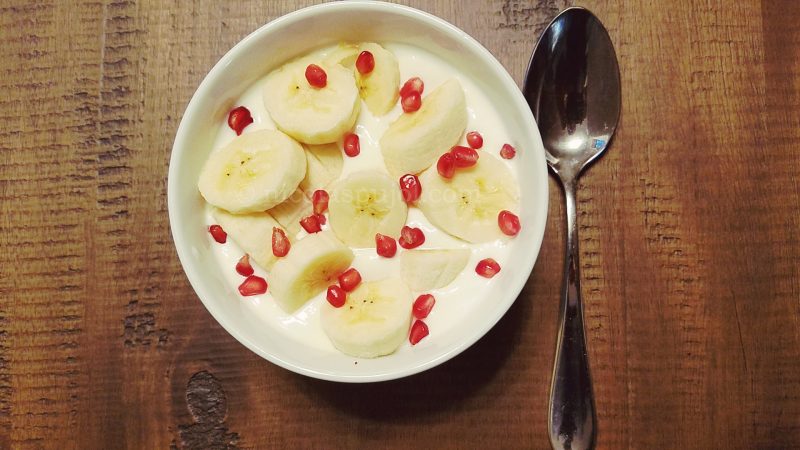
[205,43,519,355]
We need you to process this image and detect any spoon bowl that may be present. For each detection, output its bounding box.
[524,7,620,177]
[523,7,621,450]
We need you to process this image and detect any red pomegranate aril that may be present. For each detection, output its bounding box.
[436,152,456,178]
[326,285,347,308]
[209,225,227,243]
[400,77,424,97]
[343,132,360,157]
[409,320,429,345]
[500,143,517,159]
[338,268,362,292]
[401,92,421,113]
[300,214,322,234]
[272,227,290,257]
[305,64,327,88]
[498,210,521,236]
[466,131,484,149]
[476,258,501,278]
[399,174,421,203]
[412,294,435,319]
[356,51,375,74]
[238,275,267,296]
[235,254,254,277]
[375,233,397,258]
[227,106,254,136]
[398,226,425,249]
[451,145,479,168]
[312,189,329,215]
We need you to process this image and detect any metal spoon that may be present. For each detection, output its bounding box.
[523,7,621,450]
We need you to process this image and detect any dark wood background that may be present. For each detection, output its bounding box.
[1,0,798,448]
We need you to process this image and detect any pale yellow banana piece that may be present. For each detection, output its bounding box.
[263,59,360,145]
[321,278,412,358]
[211,207,283,270]
[400,249,471,291]
[198,130,306,214]
[299,143,344,195]
[417,153,519,243]
[328,171,408,247]
[268,188,313,238]
[380,79,467,177]
[269,232,354,313]
[355,42,400,116]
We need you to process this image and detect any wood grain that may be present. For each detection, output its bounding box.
[0,0,798,448]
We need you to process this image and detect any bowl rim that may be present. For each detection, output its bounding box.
[168,0,549,383]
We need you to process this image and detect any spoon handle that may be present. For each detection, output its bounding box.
[549,176,596,450]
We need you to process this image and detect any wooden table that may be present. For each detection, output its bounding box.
[2,0,799,448]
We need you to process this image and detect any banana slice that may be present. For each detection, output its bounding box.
[270,231,354,313]
[263,59,360,145]
[321,278,412,358]
[328,171,408,247]
[323,43,359,68]
[400,249,471,291]
[211,207,283,270]
[198,130,306,213]
[268,188,312,238]
[380,79,467,177]
[355,43,400,116]
[299,143,344,195]
[417,153,519,243]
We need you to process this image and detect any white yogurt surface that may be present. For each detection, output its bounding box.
[204,43,520,356]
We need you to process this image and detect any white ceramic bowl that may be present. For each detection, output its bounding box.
[168,1,548,382]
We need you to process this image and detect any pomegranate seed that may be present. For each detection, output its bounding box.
[409,320,429,345]
[451,145,479,168]
[238,275,267,296]
[401,92,421,113]
[235,254,254,276]
[343,132,360,157]
[305,64,327,88]
[316,213,327,225]
[209,225,227,243]
[272,227,290,257]
[300,214,322,234]
[312,189,329,215]
[498,210,521,236]
[400,77,424,97]
[375,233,397,258]
[227,106,253,136]
[476,258,501,278]
[500,143,516,159]
[398,226,425,249]
[436,152,455,178]
[466,131,483,149]
[412,294,435,319]
[326,285,347,308]
[399,174,421,203]
[338,268,362,292]
[355,51,375,74]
